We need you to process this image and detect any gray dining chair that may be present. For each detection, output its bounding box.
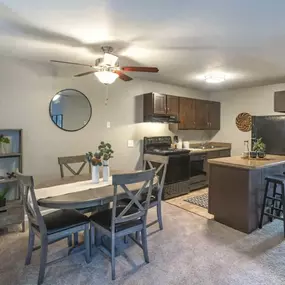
[143,154,169,230]
[120,154,169,231]
[58,155,91,178]
[89,168,156,280]
[16,172,91,285]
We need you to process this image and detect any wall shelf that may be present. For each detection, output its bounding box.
[0,129,24,231]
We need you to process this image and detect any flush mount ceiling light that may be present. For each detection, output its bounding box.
[94,71,119,85]
[204,73,226,84]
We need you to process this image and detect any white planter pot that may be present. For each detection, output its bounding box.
[103,160,110,182]
[92,165,100,184]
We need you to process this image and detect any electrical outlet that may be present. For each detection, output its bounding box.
[128,140,134,147]
[107,121,111,128]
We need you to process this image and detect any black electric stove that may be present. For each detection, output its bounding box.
[143,136,190,199]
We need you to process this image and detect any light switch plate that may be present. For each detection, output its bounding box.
[128,140,134,147]
[107,121,111,128]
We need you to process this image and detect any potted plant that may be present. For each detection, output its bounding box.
[0,135,10,154]
[253,137,266,158]
[0,188,10,212]
[98,141,114,182]
[86,152,102,183]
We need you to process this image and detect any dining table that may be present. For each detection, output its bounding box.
[37,173,158,210]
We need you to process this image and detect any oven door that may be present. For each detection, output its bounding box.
[165,154,189,184]
[189,153,207,184]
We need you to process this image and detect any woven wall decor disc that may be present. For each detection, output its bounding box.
[236,112,252,132]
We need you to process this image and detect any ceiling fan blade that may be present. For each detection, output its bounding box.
[74,71,95,77]
[50,60,94,68]
[114,71,133,81]
[121,66,159,73]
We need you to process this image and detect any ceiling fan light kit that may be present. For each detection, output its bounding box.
[50,46,159,85]
[95,71,119,85]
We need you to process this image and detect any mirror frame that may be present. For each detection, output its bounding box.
[49,88,92,132]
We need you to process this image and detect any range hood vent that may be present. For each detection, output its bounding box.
[144,115,180,124]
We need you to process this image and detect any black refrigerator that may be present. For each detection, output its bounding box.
[252,115,285,155]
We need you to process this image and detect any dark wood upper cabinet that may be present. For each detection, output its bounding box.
[208,101,221,130]
[178,97,196,129]
[195,100,209,129]
[153,93,167,114]
[274,91,285,112]
[143,93,220,130]
[166,95,179,116]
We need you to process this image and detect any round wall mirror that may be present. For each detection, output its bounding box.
[49,89,92,132]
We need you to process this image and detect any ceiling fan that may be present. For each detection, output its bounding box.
[50,46,159,84]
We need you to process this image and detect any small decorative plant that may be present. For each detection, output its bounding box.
[253,137,266,153]
[0,188,10,208]
[0,135,10,144]
[86,152,102,166]
[98,141,114,163]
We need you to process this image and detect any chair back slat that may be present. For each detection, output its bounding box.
[143,154,169,201]
[16,172,46,233]
[58,155,91,178]
[111,169,155,230]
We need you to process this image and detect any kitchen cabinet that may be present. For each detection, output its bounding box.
[167,95,179,115]
[143,93,179,119]
[178,97,196,129]
[153,93,167,114]
[178,98,220,130]
[208,101,221,130]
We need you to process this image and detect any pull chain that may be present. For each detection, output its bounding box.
[105,84,109,105]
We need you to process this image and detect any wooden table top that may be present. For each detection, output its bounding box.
[208,155,285,169]
[37,174,158,210]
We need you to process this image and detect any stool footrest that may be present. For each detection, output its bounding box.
[266,195,283,202]
[264,212,284,220]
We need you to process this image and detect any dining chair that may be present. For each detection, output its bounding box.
[89,168,156,280]
[16,172,91,285]
[58,155,91,178]
[120,154,169,230]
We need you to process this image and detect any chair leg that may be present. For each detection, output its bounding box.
[90,224,95,247]
[259,180,270,229]
[38,238,48,285]
[84,224,91,263]
[281,184,285,238]
[141,225,149,263]
[135,231,140,241]
[22,221,26,232]
[124,236,128,244]
[74,233,79,245]
[67,235,72,247]
[157,202,163,230]
[270,183,277,222]
[111,233,116,280]
[25,226,35,265]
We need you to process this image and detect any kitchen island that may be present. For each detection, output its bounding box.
[208,155,285,233]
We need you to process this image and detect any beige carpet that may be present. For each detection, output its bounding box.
[1,203,285,285]
[166,188,214,219]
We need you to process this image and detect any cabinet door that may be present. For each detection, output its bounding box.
[178,97,195,129]
[167,95,179,115]
[195,100,209,129]
[208,101,221,130]
[153,93,167,114]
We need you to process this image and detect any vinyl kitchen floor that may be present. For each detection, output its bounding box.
[166,188,214,220]
[1,202,285,285]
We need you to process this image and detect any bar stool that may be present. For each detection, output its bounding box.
[259,174,285,236]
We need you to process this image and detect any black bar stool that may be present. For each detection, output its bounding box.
[259,174,285,236]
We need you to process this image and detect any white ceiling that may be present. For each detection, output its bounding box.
[2,0,285,91]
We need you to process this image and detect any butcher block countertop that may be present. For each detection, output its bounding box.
[208,155,285,169]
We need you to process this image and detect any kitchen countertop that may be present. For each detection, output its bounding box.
[208,155,285,169]
[188,146,231,154]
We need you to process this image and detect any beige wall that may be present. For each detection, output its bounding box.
[209,83,285,156]
[0,56,210,182]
